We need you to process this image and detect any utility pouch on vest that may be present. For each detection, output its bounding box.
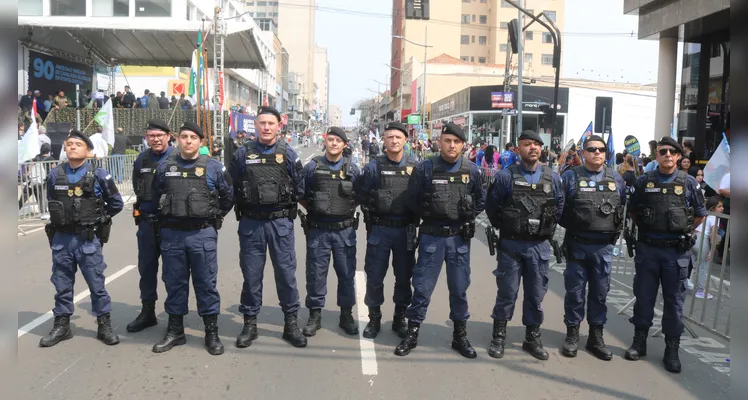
[48,200,66,226]
[639,207,654,225]
[256,180,280,205]
[459,194,474,218]
[668,208,689,232]
[374,190,393,213]
[614,205,624,227]
[461,221,475,240]
[158,194,172,216]
[338,181,354,197]
[527,218,541,235]
[133,179,143,197]
[428,192,451,217]
[311,192,331,215]
[187,191,213,217]
[97,216,112,244]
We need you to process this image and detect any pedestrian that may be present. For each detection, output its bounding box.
[689,196,722,299]
[485,130,564,360]
[354,122,418,339]
[299,127,361,338]
[624,137,706,373]
[228,106,307,349]
[559,134,626,361]
[395,122,485,359]
[40,130,123,348]
[151,121,234,355]
[499,142,518,170]
[126,119,175,333]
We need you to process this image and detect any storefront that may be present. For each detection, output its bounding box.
[431,85,570,153]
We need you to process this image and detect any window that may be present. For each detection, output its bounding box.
[461,35,470,45]
[481,0,488,3]
[478,57,487,64]
[462,0,471,2]
[461,14,470,24]
[470,56,475,62]
[257,1,267,5]
[256,12,266,17]
[461,56,470,62]
[472,15,476,22]
[541,54,553,65]
[472,35,475,43]
[135,0,172,17]
[501,1,513,7]
[50,0,86,16]
[524,53,533,63]
[500,21,508,29]
[479,15,487,24]
[19,0,43,15]
[543,10,557,22]
[272,12,278,17]
[711,45,722,58]
[479,36,487,45]
[542,32,553,43]
[93,0,130,17]
[525,31,533,40]
[500,44,508,52]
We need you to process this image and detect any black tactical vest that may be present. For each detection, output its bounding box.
[497,165,557,240]
[309,156,356,218]
[134,149,160,203]
[635,170,693,234]
[421,156,474,223]
[561,166,623,234]
[158,154,218,219]
[48,163,104,227]
[241,140,295,210]
[370,155,417,216]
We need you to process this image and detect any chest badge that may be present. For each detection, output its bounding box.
[248,154,259,159]
[462,174,470,184]
[588,181,596,187]
[449,177,455,182]
[531,184,537,189]
[608,182,617,191]
[67,189,74,197]
[182,172,188,178]
[406,166,413,175]
[276,154,284,164]
[74,187,83,197]
[646,182,655,188]
[340,170,345,179]
[170,165,178,172]
[262,159,267,164]
[543,184,552,193]
[674,185,683,195]
[195,167,204,177]
[662,188,668,194]
[579,180,588,187]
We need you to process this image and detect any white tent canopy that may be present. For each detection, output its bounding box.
[18,17,266,70]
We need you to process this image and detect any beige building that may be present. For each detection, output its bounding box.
[314,46,329,122]
[329,105,342,127]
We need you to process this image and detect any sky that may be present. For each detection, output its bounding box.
[314,0,663,126]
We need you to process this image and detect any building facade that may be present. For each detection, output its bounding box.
[314,46,330,124]
[329,105,342,127]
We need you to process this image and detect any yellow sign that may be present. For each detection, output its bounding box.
[195,167,204,177]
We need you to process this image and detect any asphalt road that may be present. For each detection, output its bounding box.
[16,145,731,400]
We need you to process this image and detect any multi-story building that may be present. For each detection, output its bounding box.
[314,46,330,124]
[329,105,342,127]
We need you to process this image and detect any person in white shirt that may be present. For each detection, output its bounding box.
[89,128,110,159]
[37,125,51,147]
[688,196,723,299]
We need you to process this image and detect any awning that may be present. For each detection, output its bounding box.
[17,17,266,70]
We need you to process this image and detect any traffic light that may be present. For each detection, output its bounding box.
[538,103,556,129]
[507,19,520,54]
[350,108,355,115]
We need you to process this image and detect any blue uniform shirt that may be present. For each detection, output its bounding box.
[300,155,361,221]
[153,153,234,218]
[133,146,175,214]
[229,140,304,211]
[354,154,417,220]
[405,156,486,225]
[560,166,627,237]
[499,150,518,170]
[628,169,706,239]
[486,163,565,222]
[46,162,124,217]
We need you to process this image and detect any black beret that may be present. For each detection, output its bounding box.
[582,134,606,149]
[67,129,93,149]
[257,106,281,122]
[440,122,466,141]
[179,121,204,139]
[384,122,408,136]
[657,137,683,153]
[146,118,170,133]
[518,130,544,145]
[326,126,348,142]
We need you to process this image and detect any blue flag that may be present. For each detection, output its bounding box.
[606,129,615,167]
[577,122,593,149]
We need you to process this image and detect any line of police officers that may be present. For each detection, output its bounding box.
[39,107,704,373]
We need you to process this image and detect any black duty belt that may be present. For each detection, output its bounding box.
[309,218,356,231]
[500,233,552,242]
[160,219,215,231]
[566,233,617,245]
[242,207,296,220]
[370,216,410,228]
[54,224,97,234]
[638,235,683,248]
[420,225,461,237]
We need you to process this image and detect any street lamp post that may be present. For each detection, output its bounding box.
[392,32,432,134]
[384,63,405,125]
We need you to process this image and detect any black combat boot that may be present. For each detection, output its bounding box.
[152,314,187,353]
[39,315,73,347]
[282,311,308,348]
[451,320,477,359]
[235,315,258,348]
[96,313,120,345]
[203,314,224,355]
[624,328,648,361]
[394,320,420,356]
[339,306,359,336]
[522,325,549,360]
[663,336,682,373]
[561,325,580,357]
[488,319,507,359]
[362,306,382,339]
[586,325,613,361]
[126,300,158,332]
[302,308,322,337]
[392,305,408,338]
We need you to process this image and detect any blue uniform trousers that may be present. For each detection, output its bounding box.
[563,240,613,326]
[363,225,414,309]
[491,239,551,326]
[630,242,689,337]
[136,216,161,302]
[305,227,357,309]
[160,226,221,316]
[51,233,111,317]
[238,217,300,317]
[405,234,471,324]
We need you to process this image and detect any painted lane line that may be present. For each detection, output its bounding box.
[18,264,137,338]
[355,271,378,376]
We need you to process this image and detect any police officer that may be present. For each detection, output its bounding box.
[228,106,307,348]
[40,129,123,347]
[559,135,626,360]
[127,119,175,333]
[485,130,564,360]
[395,123,485,358]
[151,121,234,356]
[354,122,417,339]
[299,126,361,337]
[625,137,705,373]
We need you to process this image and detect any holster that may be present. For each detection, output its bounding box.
[298,210,310,236]
[353,212,360,230]
[406,224,418,252]
[485,226,498,256]
[215,216,224,231]
[44,224,56,247]
[624,227,637,257]
[460,221,476,241]
[551,239,565,263]
[97,216,112,244]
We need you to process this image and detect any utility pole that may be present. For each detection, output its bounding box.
[421,25,428,134]
[516,0,523,134]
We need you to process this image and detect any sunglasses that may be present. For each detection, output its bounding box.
[658,148,680,156]
[585,147,606,153]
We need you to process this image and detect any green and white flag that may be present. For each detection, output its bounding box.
[94,98,115,146]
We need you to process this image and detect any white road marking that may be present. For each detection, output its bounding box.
[304,153,316,162]
[43,354,84,389]
[18,264,137,338]
[355,271,378,376]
